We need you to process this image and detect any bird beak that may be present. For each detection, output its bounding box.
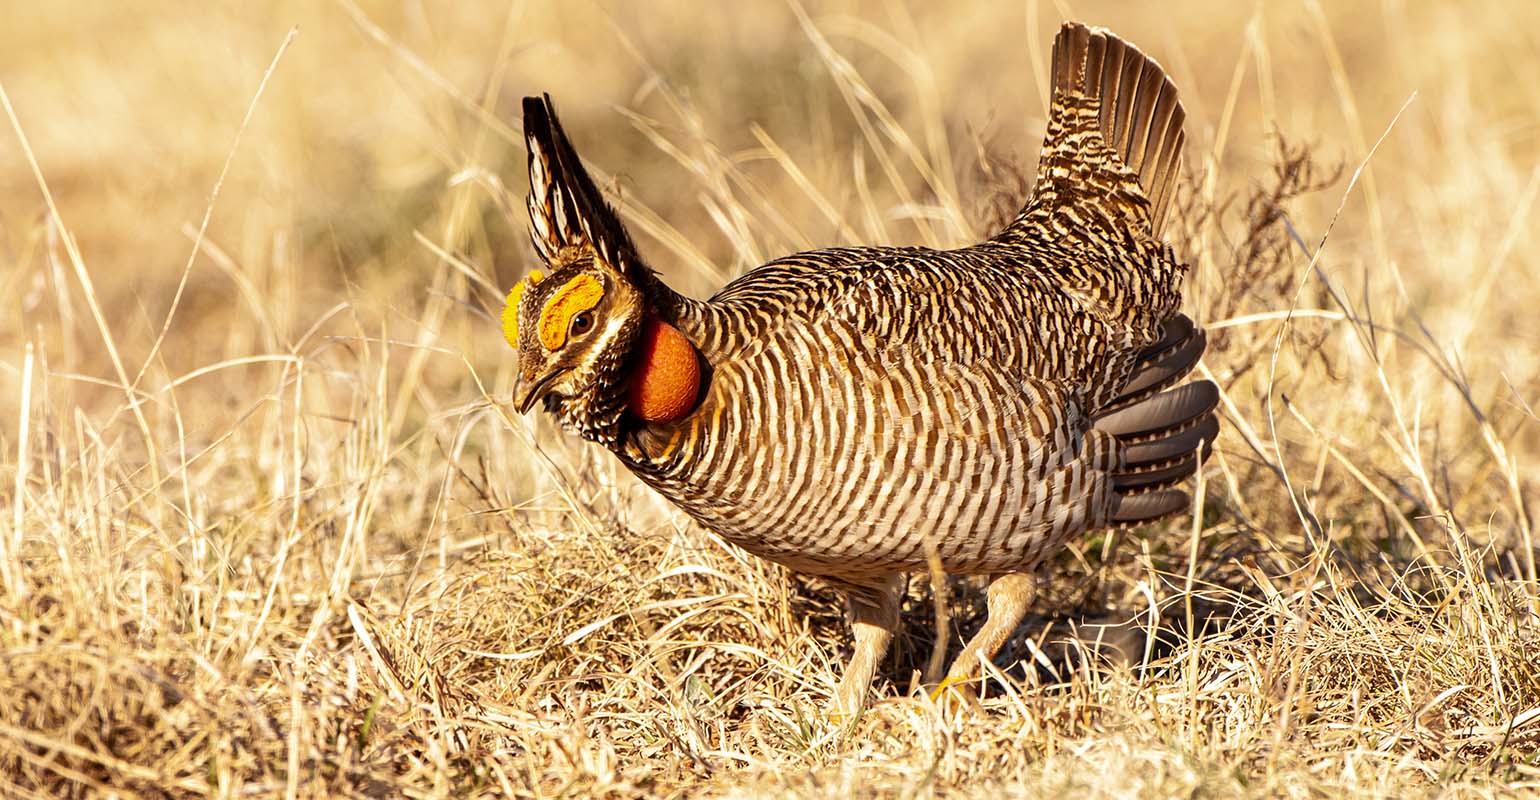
[513,367,565,414]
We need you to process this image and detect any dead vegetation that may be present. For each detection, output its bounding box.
[1,2,1538,797]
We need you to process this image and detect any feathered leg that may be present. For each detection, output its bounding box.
[832,575,904,717]
[938,572,1036,694]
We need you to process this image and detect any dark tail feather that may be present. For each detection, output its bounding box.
[1097,378,1221,525]
[1094,380,1218,440]
[1103,313,1207,413]
[1111,489,1190,525]
[1120,415,1219,472]
[1113,415,1219,493]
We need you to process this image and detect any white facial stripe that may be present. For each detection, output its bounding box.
[550,312,630,396]
[588,314,631,365]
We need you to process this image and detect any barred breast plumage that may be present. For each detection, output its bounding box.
[505,21,1220,714]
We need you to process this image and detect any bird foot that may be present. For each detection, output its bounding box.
[927,674,982,714]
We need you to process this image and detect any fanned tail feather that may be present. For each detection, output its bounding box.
[1094,315,1219,526]
[1048,22,1187,233]
[1103,313,1208,413]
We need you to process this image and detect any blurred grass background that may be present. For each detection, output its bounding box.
[2,1,1539,796]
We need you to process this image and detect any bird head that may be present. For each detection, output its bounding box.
[503,94,681,444]
[503,256,646,419]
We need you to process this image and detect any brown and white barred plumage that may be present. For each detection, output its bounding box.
[507,22,1220,713]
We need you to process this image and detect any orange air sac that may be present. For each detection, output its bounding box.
[626,317,700,423]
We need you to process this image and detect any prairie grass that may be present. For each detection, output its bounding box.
[1,1,1538,796]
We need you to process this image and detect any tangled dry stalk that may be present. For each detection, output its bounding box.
[1,2,1537,797]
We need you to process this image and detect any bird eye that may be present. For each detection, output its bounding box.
[570,311,595,337]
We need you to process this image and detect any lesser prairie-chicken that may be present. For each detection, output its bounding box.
[502,21,1219,714]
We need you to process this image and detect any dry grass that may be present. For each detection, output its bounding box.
[2,1,1539,796]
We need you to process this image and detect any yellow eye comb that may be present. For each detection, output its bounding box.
[537,275,603,350]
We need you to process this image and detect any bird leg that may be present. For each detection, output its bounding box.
[937,572,1036,695]
[832,575,903,717]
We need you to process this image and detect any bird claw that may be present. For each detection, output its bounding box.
[927,674,982,714]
